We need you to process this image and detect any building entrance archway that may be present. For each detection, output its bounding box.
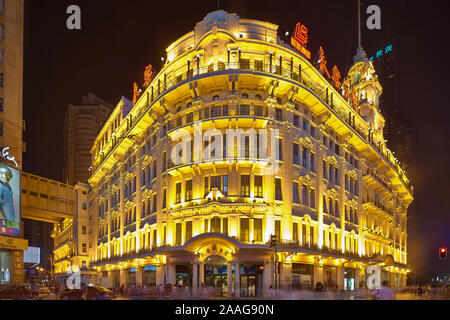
[203,255,228,296]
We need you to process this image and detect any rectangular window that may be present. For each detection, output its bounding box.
[82,243,87,253]
[223,175,228,196]
[186,221,192,241]
[152,194,157,213]
[323,195,328,213]
[276,108,283,121]
[240,218,249,242]
[254,218,263,242]
[254,175,263,198]
[175,223,182,246]
[310,188,315,209]
[310,152,315,172]
[293,143,299,165]
[335,200,339,217]
[303,119,309,131]
[186,180,192,201]
[239,105,250,115]
[323,161,327,180]
[345,174,349,191]
[302,148,308,168]
[277,138,283,161]
[293,182,300,204]
[162,189,166,209]
[275,178,283,201]
[309,226,314,245]
[204,219,209,233]
[204,177,209,196]
[176,182,182,203]
[293,222,299,242]
[275,220,281,240]
[293,115,299,128]
[302,185,308,206]
[241,175,250,197]
[335,168,339,186]
[211,176,221,190]
[302,224,307,245]
[223,217,228,235]
[162,152,167,172]
[82,226,87,235]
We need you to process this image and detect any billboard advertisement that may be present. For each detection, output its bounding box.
[0,162,21,237]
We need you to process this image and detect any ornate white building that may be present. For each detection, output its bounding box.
[87,11,413,297]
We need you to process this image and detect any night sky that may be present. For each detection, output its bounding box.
[23,0,450,280]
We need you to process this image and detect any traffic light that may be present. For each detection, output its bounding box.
[270,234,276,247]
[440,248,448,260]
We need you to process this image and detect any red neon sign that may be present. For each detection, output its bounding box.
[294,23,308,46]
[291,22,311,59]
[132,82,140,105]
[143,64,153,88]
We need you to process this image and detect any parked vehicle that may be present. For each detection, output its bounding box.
[38,285,50,296]
[59,289,84,300]
[86,286,116,300]
[0,285,33,300]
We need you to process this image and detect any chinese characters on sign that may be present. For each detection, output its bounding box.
[291,23,311,59]
[143,64,153,88]
[317,46,330,79]
[369,44,393,61]
[132,82,140,105]
[332,65,341,89]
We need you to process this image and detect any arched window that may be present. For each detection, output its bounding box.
[242,93,249,99]
[213,95,220,101]
[211,217,221,233]
[255,94,262,100]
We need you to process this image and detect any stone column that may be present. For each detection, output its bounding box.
[337,263,345,290]
[280,262,292,289]
[227,261,233,298]
[313,259,323,287]
[120,269,127,287]
[199,261,204,287]
[168,264,176,285]
[136,267,143,287]
[192,262,198,296]
[156,264,165,286]
[263,260,271,298]
[355,266,361,289]
[234,261,240,297]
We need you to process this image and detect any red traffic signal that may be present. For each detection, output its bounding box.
[440,248,447,260]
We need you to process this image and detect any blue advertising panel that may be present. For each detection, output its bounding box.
[0,162,21,237]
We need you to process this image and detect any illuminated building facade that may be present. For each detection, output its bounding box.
[52,182,95,285]
[88,11,413,296]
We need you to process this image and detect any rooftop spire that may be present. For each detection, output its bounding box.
[353,0,369,64]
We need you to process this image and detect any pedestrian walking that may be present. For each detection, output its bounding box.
[31,281,39,300]
[374,281,395,300]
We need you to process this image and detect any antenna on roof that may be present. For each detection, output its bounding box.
[358,0,362,48]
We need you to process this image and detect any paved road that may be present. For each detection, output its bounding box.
[39,289,450,301]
